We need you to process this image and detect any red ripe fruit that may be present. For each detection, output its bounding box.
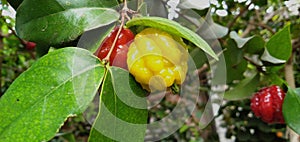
[250,85,286,124]
[96,26,134,69]
[25,41,36,50]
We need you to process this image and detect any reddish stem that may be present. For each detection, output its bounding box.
[103,0,129,62]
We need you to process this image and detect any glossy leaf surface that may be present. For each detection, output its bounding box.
[262,25,292,63]
[126,16,218,60]
[0,47,104,141]
[283,88,300,135]
[16,0,119,54]
[89,67,148,142]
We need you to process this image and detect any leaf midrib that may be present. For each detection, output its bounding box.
[127,17,218,60]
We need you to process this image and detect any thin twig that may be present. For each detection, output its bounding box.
[227,4,251,33]
[1,16,27,45]
[103,0,129,63]
[241,18,255,38]
[248,21,275,34]
[137,0,144,11]
[292,39,300,51]
[4,19,36,59]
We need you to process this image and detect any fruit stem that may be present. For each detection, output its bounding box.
[103,0,130,62]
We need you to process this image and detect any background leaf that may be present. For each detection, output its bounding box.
[243,36,265,55]
[0,47,104,141]
[230,31,252,48]
[16,0,119,55]
[89,67,148,142]
[263,25,292,61]
[224,39,248,83]
[261,49,287,64]
[283,88,300,135]
[224,73,260,100]
[126,16,218,60]
[230,31,264,50]
[229,31,265,55]
[189,48,207,69]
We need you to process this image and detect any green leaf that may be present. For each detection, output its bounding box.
[16,0,120,54]
[224,39,247,83]
[283,88,300,135]
[263,25,292,62]
[261,49,287,64]
[263,73,286,86]
[0,47,104,141]
[189,48,207,69]
[179,125,189,133]
[89,67,148,142]
[265,64,285,73]
[243,36,265,55]
[224,73,260,100]
[229,31,252,48]
[230,31,265,54]
[126,16,218,60]
[78,23,115,53]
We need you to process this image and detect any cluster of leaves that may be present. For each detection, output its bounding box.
[0,0,220,141]
[207,0,300,141]
[1,0,300,141]
[179,0,300,140]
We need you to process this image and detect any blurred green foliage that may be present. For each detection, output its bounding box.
[0,6,35,96]
[210,0,299,141]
